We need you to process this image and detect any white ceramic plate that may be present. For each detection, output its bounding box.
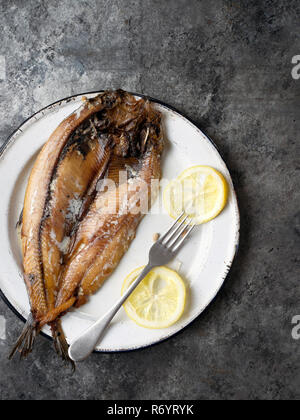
[0,92,239,352]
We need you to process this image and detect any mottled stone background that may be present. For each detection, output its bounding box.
[0,0,299,400]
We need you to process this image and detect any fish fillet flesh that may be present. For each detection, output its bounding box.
[10,90,163,362]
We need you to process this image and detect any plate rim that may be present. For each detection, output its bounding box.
[0,90,240,353]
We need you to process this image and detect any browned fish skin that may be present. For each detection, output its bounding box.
[40,128,112,364]
[75,151,161,305]
[11,90,163,361]
[41,131,112,312]
[10,91,123,359]
[22,92,121,319]
[41,97,163,325]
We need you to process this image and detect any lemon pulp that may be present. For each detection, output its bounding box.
[163,165,228,224]
[122,266,186,329]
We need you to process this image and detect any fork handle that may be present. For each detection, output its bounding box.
[68,263,155,362]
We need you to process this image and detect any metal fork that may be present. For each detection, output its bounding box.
[68,212,195,362]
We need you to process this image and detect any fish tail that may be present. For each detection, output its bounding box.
[9,314,38,360]
[50,320,75,372]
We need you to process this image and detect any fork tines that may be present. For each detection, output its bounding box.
[160,212,195,252]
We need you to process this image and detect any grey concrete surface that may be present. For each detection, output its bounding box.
[0,0,299,400]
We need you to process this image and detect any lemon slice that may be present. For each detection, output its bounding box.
[163,165,228,224]
[122,266,186,329]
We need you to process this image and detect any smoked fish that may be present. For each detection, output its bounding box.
[10,90,163,362]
